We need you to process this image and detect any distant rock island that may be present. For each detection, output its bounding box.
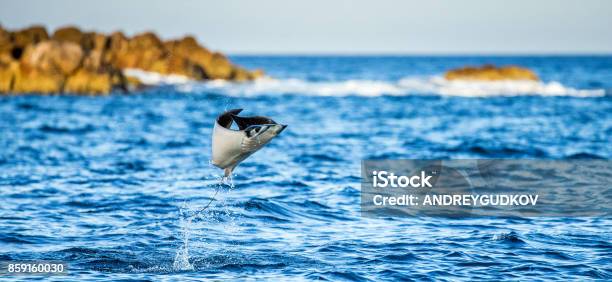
[445,65,538,81]
[0,25,262,95]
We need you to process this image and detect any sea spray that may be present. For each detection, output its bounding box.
[173,203,194,271]
[172,176,238,271]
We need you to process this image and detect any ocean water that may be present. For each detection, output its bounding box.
[0,56,611,281]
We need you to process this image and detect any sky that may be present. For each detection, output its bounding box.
[1,0,611,54]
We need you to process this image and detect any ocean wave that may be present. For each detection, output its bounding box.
[123,68,191,85]
[175,76,605,97]
[492,231,526,244]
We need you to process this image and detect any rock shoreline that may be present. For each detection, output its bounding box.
[0,25,262,95]
[445,64,538,81]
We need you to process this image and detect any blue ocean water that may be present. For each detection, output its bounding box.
[0,56,611,280]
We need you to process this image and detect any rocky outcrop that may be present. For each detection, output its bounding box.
[9,25,49,47]
[0,25,262,95]
[22,41,83,75]
[445,65,538,81]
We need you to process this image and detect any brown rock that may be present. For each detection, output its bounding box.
[85,32,108,51]
[103,32,128,66]
[53,27,104,50]
[164,55,206,79]
[0,61,18,92]
[203,52,233,79]
[21,41,83,75]
[165,36,211,59]
[52,26,83,44]
[12,64,64,94]
[82,49,103,71]
[182,49,213,78]
[0,30,13,64]
[445,65,538,81]
[3,26,50,64]
[1,25,260,95]
[166,36,200,53]
[109,32,165,70]
[130,32,163,49]
[107,32,129,52]
[231,68,265,81]
[0,25,10,46]
[10,25,49,47]
[230,67,253,82]
[163,36,211,78]
[251,69,265,79]
[0,53,13,66]
[64,68,111,94]
[107,33,260,81]
[164,36,264,80]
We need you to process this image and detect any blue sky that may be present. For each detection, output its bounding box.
[1,0,611,54]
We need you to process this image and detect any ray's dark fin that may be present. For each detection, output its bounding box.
[216,109,243,129]
[230,115,276,130]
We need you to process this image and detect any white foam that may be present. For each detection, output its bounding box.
[123,68,191,85]
[398,76,604,97]
[173,75,605,98]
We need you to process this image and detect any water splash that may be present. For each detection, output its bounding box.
[171,176,236,272]
[173,203,195,271]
